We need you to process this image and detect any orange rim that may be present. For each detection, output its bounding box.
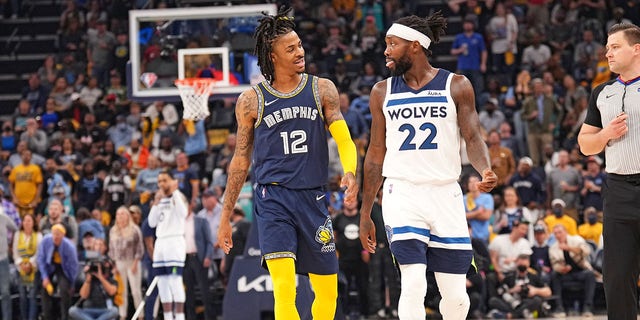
[174,78,217,95]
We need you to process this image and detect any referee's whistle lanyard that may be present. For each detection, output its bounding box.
[617,75,639,114]
[621,83,627,114]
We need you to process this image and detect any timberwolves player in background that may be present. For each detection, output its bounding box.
[359,12,497,320]
[148,169,188,320]
[217,6,358,320]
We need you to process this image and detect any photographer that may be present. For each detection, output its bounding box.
[488,254,552,318]
[69,238,119,320]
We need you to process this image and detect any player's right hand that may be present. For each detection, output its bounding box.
[477,168,498,193]
[341,172,358,207]
[218,219,233,255]
[359,216,377,254]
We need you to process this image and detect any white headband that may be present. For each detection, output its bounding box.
[386,23,432,49]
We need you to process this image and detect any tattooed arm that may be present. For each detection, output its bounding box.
[453,74,497,193]
[359,80,387,253]
[218,89,257,254]
[319,78,344,126]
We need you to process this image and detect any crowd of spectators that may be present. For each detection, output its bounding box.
[0,0,637,319]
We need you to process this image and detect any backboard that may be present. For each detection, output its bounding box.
[128,4,277,102]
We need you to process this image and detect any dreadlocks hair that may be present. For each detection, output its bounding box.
[394,11,447,58]
[253,6,296,84]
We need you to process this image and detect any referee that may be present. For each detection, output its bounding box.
[578,23,640,320]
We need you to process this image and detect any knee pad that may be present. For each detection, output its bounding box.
[309,273,338,320]
[398,264,427,320]
[309,273,338,302]
[170,275,185,303]
[435,272,470,320]
[157,276,172,303]
[266,258,299,320]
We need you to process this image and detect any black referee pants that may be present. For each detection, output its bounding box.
[602,174,640,320]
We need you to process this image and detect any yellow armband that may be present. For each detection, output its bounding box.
[328,120,357,175]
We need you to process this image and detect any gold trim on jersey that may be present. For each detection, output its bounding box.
[261,73,309,98]
[253,85,265,128]
[312,76,324,121]
[263,251,297,261]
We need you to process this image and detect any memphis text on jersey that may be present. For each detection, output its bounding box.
[262,106,319,128]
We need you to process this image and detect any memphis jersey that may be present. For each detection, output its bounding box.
[382,69,461,184]
[148,189,188,239]
[253,73,328,189]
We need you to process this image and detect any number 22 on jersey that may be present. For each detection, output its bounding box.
[399,122,438,150]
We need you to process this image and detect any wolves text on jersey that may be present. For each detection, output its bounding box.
[387,105,447,120]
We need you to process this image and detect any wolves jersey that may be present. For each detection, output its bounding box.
[253,73,328,189]
[382,69,461,184]
[148,189,188,239]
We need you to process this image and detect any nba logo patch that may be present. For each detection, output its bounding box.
[388,183,393,194]
[261,187,266,198]
[140,72,158,88]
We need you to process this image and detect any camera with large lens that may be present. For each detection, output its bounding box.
[498,284,521,309]
[85,250,111,274]
[87,256,105,273]
[520,283,530,297]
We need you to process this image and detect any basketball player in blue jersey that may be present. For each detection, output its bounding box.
[359,12,498,320]
[216,7,358,320]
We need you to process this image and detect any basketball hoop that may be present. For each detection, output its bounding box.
[174,78,217,121]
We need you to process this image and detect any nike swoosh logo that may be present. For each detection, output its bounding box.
[265,98,279,106]
[316,194,326,201]
[606,94,616,98]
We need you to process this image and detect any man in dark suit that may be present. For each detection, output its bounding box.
[184,206,215,320]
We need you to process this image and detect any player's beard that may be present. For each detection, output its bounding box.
[390,53,412,77]
[161,186,173,197]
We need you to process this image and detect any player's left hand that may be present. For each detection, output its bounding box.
[218,219,233,255]
[341,172,358,207]
[477,168,498,193]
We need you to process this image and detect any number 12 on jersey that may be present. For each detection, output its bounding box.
[280,130,308,154]
[399,122,438,150]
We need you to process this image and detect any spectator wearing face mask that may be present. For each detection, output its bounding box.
[543,199,578,236]
[107,115,135,150]
[578,207,603,246]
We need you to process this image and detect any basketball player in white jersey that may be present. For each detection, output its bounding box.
[359,13,497,320]
[148,169,189,320]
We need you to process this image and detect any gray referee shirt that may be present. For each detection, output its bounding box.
[584,76,640,174]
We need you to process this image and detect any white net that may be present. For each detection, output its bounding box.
[175,78,216,121]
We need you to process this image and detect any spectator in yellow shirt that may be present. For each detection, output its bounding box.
[578,207,603,246]
[543,199,578,235]
[8,149,43,217]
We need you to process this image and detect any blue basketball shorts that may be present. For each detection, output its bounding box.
[254,184,338,275]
